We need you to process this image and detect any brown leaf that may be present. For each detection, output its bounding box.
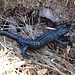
[62,53,67,58]
[24,68,37,75]
[62,45,71,58]
[66,46,71,54]
[37,69,47,75]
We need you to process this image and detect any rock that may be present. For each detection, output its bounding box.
[39,7,60,22]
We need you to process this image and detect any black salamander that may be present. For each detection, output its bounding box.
[0,24,70,58]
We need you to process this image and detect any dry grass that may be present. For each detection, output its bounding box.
[0,0,75,75]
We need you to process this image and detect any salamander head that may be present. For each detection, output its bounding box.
[56,24,71,36]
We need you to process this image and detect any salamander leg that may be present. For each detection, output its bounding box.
[22,45,31,58]
[55,39,70,45]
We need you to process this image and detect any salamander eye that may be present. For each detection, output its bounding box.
[57,33,59,36]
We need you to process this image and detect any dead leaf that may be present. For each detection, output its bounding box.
[37,69,47,75]
[8,24,17,34]
[62,53,67,58]
[66,45,71,54]
[62,45,71,58]
[24,68,37,75]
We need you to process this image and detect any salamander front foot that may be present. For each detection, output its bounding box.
[22,46,31,58]
[23,52,31,58]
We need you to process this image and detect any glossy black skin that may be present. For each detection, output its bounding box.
[0,24,70,58]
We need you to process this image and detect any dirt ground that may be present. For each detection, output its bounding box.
[0,0,75,75]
